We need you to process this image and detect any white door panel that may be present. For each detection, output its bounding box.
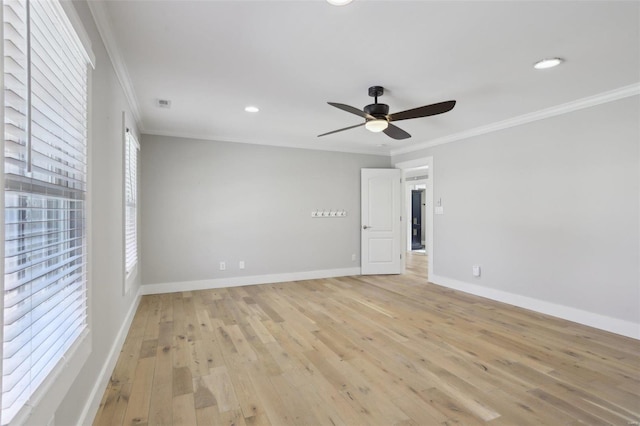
[361,168,402,275]
[368,239,394,262]
[370,176,393,230]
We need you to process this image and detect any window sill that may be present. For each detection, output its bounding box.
[124,263,139,295]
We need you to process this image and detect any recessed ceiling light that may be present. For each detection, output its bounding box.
[533,57,564,69]
[244,106,259,113]
[327,0,353,5]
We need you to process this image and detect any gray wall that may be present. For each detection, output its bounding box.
[393,96,640,325]
[141,135,390,285]
[54,1,141,424]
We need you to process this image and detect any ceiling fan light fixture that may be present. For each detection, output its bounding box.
[327,0,353,5]
[533,57,564,69]
[365,119,388,133]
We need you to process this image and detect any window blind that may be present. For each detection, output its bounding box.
[124,130,138,277]
[2,0,89,423]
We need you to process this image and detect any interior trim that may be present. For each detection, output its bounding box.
[77,286,143,426]
[391,83,640,156]
[430,274,640,340]
[60,1,96,67]
[141,267,362,295]
[143,130,388,156]
[87,1,144,130]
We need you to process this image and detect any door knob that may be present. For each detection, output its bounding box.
[363,225,371,229]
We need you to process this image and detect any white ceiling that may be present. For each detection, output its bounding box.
[95,0,640,155]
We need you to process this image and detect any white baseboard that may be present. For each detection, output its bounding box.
[430,274,640,340]
[77,285,143,425]
[141,267,362,295]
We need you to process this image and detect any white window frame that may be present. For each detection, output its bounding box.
[123,116,139,294]
[0,1,95,424]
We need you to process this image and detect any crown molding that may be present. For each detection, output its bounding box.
[143,130,391,157]
[390,83,640,157]
[87,1,144,131]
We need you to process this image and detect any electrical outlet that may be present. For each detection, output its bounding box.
[219,261,226,271]
[351,254,356,262]
[239,261,245,270]
[472,265,481,277]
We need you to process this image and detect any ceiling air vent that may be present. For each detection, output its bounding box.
[156,99,171,108]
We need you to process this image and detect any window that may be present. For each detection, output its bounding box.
[2,0,91,423]
[124,129,138,282]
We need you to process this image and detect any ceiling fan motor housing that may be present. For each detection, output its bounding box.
[364,103,389,119]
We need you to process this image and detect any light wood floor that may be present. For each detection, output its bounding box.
[94,253,640,425]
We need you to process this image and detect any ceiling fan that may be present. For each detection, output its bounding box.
[318,86,456,140]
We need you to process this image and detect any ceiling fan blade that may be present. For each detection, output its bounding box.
[383,123,411,140]
[388,100,456,122]
[318,122,365,138]
[328,102,375,119]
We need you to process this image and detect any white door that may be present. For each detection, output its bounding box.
[361,168,402,275]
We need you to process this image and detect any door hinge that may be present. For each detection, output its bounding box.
[400,253,403,259]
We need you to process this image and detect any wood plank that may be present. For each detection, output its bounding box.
[193,376,217,410]
[143,296,161,340]
[245,365,292,425]
[148,342,173,425]
[222,324,258,363]
[224,353,268,421]
[139,339,158,359]
[203,366,240,413]
[157,321,173,349]
[92,383,130,426]
[189,339,209,378]
[528,388,609,425]
[122,357,155,425]
[173,366,193,397]
[246,315,276,344]
[420,386,484,425]
[148,380,172,425]
[173,393,197,426]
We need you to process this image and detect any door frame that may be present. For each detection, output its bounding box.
[394,156,433,281]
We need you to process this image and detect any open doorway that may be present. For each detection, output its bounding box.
[396,157,433,281]
[405,173,428,279]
